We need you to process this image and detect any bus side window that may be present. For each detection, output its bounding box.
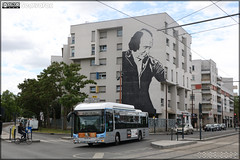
[106,111,113,132]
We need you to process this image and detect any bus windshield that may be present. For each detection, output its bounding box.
[74,110,105,133]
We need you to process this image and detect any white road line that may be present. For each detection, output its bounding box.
[92,153,104,159]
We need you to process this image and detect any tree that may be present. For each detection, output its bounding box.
[234,96,239,126]
[1,90,21,122]
[17,79,42,122]
[37,62,63,128]
[58,62,96,130]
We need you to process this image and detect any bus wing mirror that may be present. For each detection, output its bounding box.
[67,112,72,122]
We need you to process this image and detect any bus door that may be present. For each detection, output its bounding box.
[105,110,113,132]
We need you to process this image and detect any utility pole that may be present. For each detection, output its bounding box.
[165,84,168,132]
[192,89,194,127]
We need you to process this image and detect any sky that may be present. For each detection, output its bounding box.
[1,1,239,95]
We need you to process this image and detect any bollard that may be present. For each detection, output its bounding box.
[176,129,178,141]
[9,127,12,140]
[171,128,173,141]
[14,128,16,140]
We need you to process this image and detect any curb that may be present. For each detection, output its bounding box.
[61,137,73,140]
[151,140,197,149]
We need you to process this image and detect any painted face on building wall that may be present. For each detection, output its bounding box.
[135,30,153,61]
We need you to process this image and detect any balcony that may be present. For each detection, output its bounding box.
[202,88,211,94]
[201,69,210,74]
[202,98,212,104]
[201,79,211,84]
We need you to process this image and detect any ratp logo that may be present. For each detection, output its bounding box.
[2,2,20,9]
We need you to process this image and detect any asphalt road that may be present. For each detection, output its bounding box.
[1,128,239,159]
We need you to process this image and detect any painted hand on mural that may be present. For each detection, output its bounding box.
[150,57,165,82]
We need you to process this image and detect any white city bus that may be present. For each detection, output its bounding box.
[68,102,149,146]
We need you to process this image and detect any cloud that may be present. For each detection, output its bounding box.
[1,1,239,95]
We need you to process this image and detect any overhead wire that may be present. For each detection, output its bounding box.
[96,0,239,80]
[210,0,239,24]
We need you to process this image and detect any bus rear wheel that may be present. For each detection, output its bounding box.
[115,133,120,145]
[138,131,142,141]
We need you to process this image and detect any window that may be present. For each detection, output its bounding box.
[177,102,180,109]
[185,90,188,98]
[173,29,177,38]
[116,85,121,92]
[165,67,168,79]
[182,36,186,44]
[116,71,121,80]
[90,59,95,66]
[166,38,169,46]
[182,49,185,57]
[171,70,173,82]
[100,45,107,52]
[117,43,122,51]
[90,86,96,93]
[192,65,195,71]
[185,104,187,110]
[90,73,96,80]
[173,57,176,65]
[98,86,106,93]
[190,94,195,101]
[166,53,169,61]
[97,72,106,79]
[91,44,95,55]
[168,86,171,93]
[189,54,192,61]
[100,31,107,39]
[117,28,122,37]
[165,22,168,34]
[182,62,185,70]
[176,72,178,84]
[116,57,122,65]
[161,98,164,106]
[71,47,75,57]
[91,31,95,42]
[99,58,106,65]
[71,33,75,44]
[173,43,176,51]
[168,100,171,107]
[192,75,195,81]
[189,67,192,73]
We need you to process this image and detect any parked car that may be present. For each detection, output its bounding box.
[204,124,216,131]
[175,123,194,134]
[214,124,221,131]
[220,123,226,130]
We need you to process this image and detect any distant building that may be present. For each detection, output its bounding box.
[51,13,193,119]
[191,59,234,127]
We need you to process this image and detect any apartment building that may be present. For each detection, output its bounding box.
[51,13,192,119]
[191,59,234,127]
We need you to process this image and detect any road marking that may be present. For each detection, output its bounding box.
[93,153,104,159]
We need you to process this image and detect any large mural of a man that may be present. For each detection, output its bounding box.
[122,28,166,115]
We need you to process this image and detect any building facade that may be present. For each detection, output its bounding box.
[51,13,193,119]
[191,59,234,127]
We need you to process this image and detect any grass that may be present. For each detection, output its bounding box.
[33,127,71,134]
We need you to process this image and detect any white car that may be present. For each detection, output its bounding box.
[175,124,194,135]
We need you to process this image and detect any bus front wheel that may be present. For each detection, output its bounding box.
[88,143,93,147]
[115,133,120,145]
